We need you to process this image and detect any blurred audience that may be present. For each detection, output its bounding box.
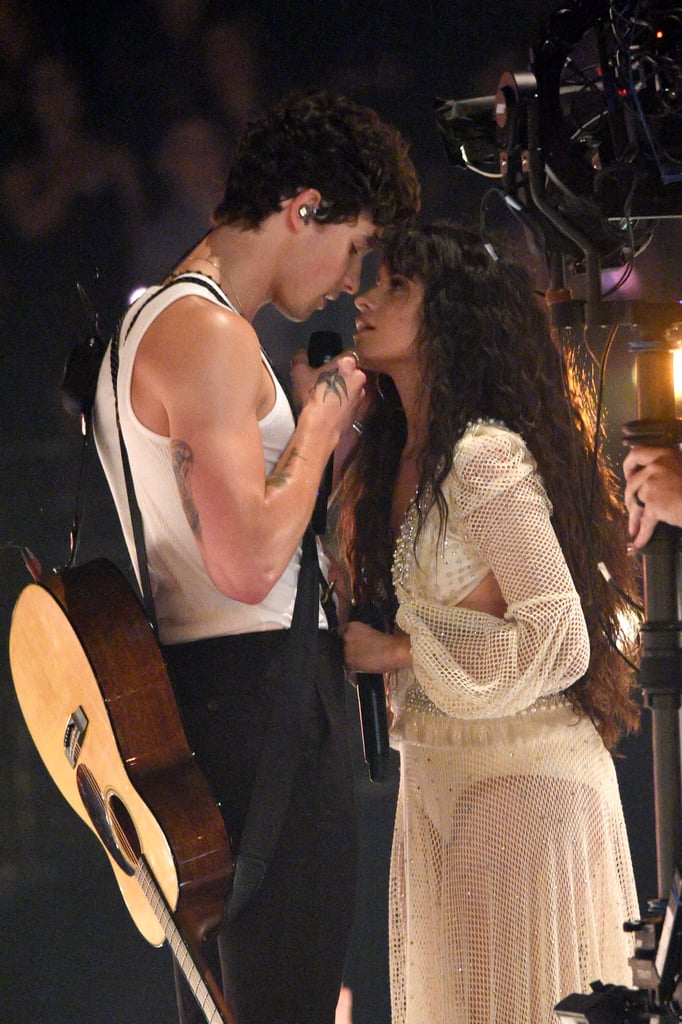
[0,0,41,162]
[0,53,143,243]
[0,51,144,437]
[201,14,266,134]
[81,0,215,161]
[131,114,228,289]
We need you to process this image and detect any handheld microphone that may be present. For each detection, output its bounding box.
[308,330,343,369]
[350,603,391,783]
[308,331,343,535]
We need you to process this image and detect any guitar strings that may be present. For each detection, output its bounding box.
[77,766,223,1021]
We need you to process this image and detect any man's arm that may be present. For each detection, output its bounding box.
[133,297,365,602]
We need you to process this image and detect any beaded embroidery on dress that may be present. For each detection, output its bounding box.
[387,421,639,1024]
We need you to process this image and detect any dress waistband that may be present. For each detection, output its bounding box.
[390,687,578,750]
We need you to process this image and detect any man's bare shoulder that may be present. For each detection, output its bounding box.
[151,291,256,344]
[139,292,261,374]
[132,292,267,435]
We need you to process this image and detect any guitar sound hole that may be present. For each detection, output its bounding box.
[76,765,136,876]
[108,794,142,864]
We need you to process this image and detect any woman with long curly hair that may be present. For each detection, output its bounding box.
[337,222,640,1024]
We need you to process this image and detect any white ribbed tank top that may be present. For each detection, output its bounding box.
[94,274,324,643]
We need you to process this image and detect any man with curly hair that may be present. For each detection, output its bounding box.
[94,90,420,1024]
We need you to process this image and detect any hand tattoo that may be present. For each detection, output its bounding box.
[171,439,201,537]
[315,366,348,405]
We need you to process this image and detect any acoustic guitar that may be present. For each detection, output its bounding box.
[8,557,235,1024]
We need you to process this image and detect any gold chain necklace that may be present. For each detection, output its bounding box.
[182,256,244,316]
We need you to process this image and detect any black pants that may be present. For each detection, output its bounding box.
[162,629,357,1024]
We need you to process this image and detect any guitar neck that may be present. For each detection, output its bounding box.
[9,560,234,1023]
[136,858,231,1024]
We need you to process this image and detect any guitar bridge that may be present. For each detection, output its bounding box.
[64,706,88,768]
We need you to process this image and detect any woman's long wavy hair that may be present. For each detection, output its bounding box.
[337,222,640,749]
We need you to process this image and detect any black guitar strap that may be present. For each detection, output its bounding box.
[110,333,157,631]
[226,523,321,921]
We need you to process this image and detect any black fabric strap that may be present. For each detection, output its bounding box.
[319,568,339,631]
[110,334,157,631]
[227,524,321,921]
[228,340,339,918]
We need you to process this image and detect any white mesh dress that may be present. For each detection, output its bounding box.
[388,421,639,1024]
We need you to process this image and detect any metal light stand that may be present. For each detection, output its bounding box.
[622,333,682,899]
[531,129,682,1024]
[554,275,682,900]
[522,82,682,900]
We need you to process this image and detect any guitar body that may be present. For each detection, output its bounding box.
[8,558,234,1021]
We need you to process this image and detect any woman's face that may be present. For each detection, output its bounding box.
[353,263,424,374]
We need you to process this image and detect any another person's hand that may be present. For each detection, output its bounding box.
[623,445,682,548]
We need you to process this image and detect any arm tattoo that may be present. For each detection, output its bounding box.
[171,439,201,537]
[315,366,348,404]
[267,447,307,489]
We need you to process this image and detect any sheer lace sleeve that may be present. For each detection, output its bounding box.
[395,425,589,719]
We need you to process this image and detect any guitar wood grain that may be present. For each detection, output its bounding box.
[9,558,234,1023]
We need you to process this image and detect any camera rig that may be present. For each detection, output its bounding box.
[555,867,682,1021]
[437,0,682,265]
[436,3,682,1021]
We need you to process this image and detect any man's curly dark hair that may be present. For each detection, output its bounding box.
[212,90,420,229]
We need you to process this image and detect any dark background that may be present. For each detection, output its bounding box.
[0,1,671,1021]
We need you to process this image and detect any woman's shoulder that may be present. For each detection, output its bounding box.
[450,420,545,509]
[454,420,529,468]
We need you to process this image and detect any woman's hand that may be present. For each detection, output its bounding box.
[339,620,412,675]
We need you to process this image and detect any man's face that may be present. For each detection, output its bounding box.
[275,213,378,322]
